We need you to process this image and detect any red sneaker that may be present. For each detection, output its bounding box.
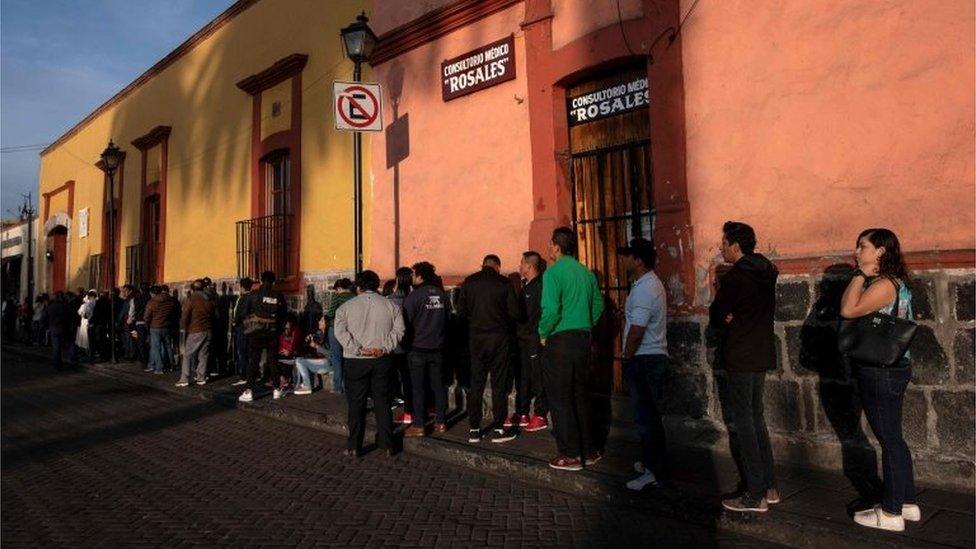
[502,414,519,428]
[548,455,583,471]
[525,415,548,432]
[394,412,413,425]
[518,414,530,427]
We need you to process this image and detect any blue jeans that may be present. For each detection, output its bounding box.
[149,328,173,372]
[294,357,332,388]
[328,326,345,394]
[857,362,916,514]
[624,354,670,481]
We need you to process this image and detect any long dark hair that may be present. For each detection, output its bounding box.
[857,228,910,282]
[394,267,413,297]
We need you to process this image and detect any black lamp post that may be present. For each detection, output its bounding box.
[100,139,123,363]
[19,193,35,305]
[340,12,377,275]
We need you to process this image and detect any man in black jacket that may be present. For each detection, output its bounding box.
[457,255,520,444]
[402,262,450,437]
[710,221,780,513]
[236,270,287,402]
[513,251,549,432]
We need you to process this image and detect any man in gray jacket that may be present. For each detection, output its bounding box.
[334,270,405,457]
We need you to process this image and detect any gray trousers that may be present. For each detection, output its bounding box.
[181,331,211,382]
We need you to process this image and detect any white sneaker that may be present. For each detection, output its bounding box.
[273,389,283,399]
[232,379,247,386]
[175,381,189,388]
[854,506,905,532]
[195,379,207,386]
[238,390,253,402]
[293,386,312,395]
[902,503,921,522]
[626,471,659,491]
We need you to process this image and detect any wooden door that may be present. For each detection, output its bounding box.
[51,230,67,292]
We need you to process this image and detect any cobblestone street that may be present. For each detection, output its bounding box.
[1,352,775,548]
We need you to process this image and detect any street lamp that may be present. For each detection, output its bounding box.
[100,139,123,364]
[340,12,377,275]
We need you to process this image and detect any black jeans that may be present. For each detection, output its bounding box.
[468,332,511,430]
[246,336,279,392]
[390,353,412,411]
[857,363,915,514]
[543,330,595,458]
[717,371,777,504]
[234,326,249,379]
[134,324,150,365]
[344,356,393,452]
[408,349,448,426]
[624,354,670,481]
[516,336,548,418]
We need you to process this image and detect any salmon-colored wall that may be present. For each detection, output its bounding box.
[550,0,642,51]
[368,4,532,278]
[369,0,456,35]
[681,0,976,302]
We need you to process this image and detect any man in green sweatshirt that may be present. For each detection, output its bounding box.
[539,227,605,471]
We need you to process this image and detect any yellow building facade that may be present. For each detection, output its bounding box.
[37,0,370,296]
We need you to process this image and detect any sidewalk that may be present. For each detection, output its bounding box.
[6,344,973,549]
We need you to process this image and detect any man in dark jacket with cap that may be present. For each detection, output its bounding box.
[457,254,520,444]
[47,292,78,371]
[710,221,779,513]
[236,270,287,402]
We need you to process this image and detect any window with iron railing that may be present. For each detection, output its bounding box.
[125,242,160,287]
[236,214,294,281]
[88,253,105,290]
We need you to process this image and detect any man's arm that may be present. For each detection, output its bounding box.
[506,283,520,322]
[333,303,357,353]
[589,271,605,324]
[538,271,560,340]
[456,284,469,319]
[709,271,738,328]
[180,299,191,331]
[383,304,406,354]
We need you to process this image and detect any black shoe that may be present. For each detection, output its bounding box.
[468,429,481,443]
[490,427,517,444]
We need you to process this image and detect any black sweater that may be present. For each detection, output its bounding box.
[709,254,779,373]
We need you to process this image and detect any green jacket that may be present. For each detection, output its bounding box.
[539,255,605,339]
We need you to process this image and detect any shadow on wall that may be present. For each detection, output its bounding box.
[798,263,884,504]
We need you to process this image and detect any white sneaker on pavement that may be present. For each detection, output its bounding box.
[902,504,921,522]
[238,390,253,402]
[232,379,247,386]
[853,506,905,532]
[294,385,312,395]
[196,379,207,386]
[273,388,283,399]
[626,471,659,491]
[175,381,189,388]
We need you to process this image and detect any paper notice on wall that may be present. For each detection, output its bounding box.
[78,208,89,238]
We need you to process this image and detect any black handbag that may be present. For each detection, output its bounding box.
[837,277,917,367]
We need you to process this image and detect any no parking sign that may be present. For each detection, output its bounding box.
[333,81,383,132]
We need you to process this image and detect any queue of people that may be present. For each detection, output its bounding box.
[17,222,918,532]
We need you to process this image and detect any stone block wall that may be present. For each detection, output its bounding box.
[661,268,975,492]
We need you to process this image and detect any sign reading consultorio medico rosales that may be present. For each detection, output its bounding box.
[441,35,516,102]
[566,75,649,126]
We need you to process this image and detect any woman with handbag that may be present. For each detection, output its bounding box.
[839,228,919,532]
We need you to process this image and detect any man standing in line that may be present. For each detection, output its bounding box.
[617,238,671,490]
[512,251,549,433]
[710,221,780,513]
[144,285,177,375]
[178,279,216,387]
[231,278,254,386]
[334,270,405,457]
[46,292,77,371]
[401,261,450,437]
[324,278,355,394]
[539,227,605,471]
[457,255,520,444]
[130,284,151,370]
[237,271,287,402]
